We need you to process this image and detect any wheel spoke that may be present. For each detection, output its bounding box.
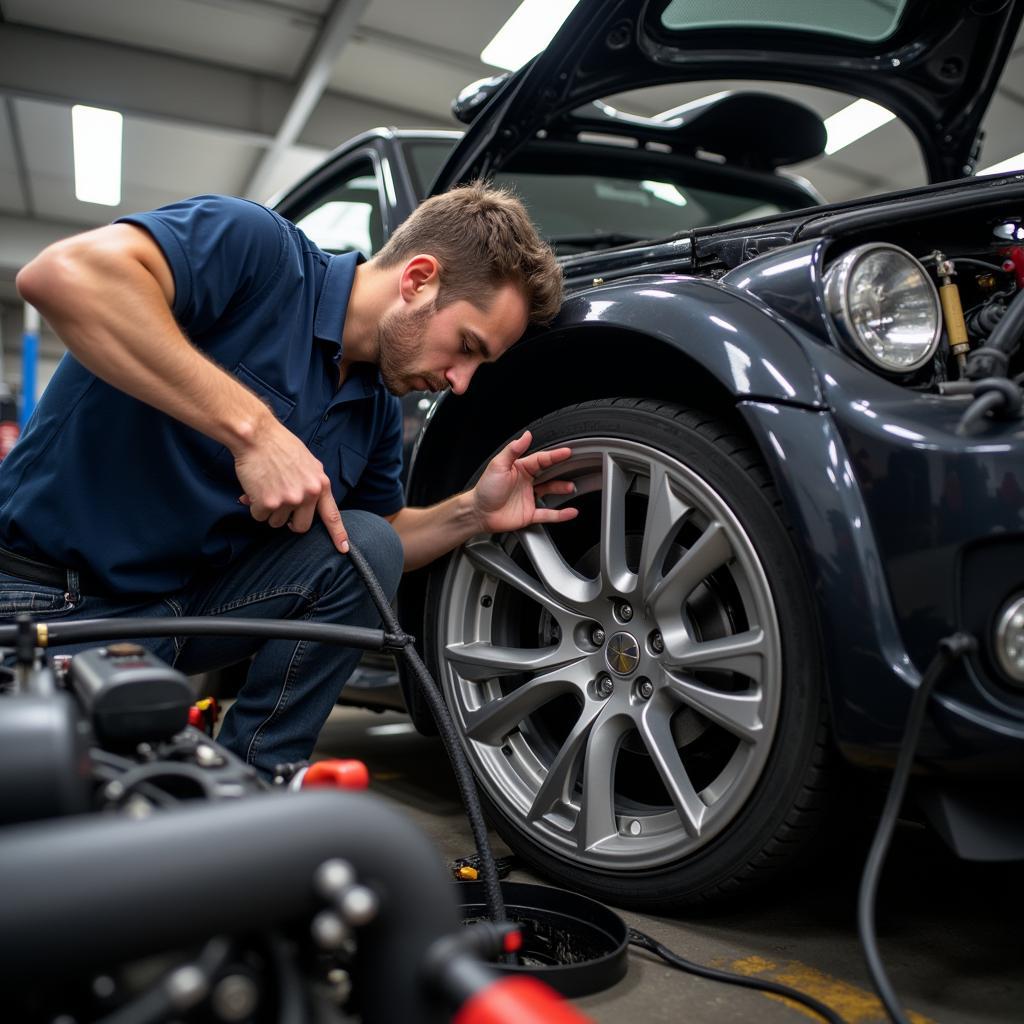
[638,465,692,595]
[637,699,707,836]
[663,627,767,683]
[576,709,631,852]
[601,452,636,595]
[520,524,601,606]
[528,699,604,822]
[445,640,585,681]
[647,521,732,621]
[464,670,583,745]
[463,539,578,620]
[662,669,764,742]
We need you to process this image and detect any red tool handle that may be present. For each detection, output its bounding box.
[454,976,596,1024]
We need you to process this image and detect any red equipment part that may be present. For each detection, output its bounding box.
[1000,244,1024,288]
[454,976,596,1024]
[300,758,371,790]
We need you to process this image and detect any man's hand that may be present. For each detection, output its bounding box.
[235,418,349,553]
[472,430,578,534]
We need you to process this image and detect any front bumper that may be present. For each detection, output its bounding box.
[739,347,1024,774]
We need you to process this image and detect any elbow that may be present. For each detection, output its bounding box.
[16,242,79,316]
[15,256,49,310]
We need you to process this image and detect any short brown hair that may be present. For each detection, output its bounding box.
[372,181,563,326]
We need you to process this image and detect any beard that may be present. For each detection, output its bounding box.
[376,301,445,396]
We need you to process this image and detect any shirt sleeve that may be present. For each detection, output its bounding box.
[116,195,287,337]
[341,394,405,516]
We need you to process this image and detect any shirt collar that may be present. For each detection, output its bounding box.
[313,250,365,354]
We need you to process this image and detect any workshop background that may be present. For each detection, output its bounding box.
[1,0,1024,400]
[2,5,1024,1023]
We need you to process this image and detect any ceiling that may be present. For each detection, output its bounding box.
[1,0,1023,308]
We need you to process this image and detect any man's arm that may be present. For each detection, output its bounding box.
[16,222,349,550]
[387,430,577,571]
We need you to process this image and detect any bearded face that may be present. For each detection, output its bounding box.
[376,300,446,396]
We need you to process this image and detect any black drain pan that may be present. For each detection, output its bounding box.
[456,880,629,998]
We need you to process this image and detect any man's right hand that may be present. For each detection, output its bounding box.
[234,417,349,554]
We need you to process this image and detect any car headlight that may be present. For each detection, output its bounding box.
[823,243,941,372]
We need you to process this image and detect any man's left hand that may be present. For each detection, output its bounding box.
[472,430,578,534]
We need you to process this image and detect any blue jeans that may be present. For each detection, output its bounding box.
[0,511,404,777]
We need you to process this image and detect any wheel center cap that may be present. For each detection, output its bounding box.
[606,632,640,676]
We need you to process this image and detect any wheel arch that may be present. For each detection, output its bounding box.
[406,278,825,509]
[399,286,827,732]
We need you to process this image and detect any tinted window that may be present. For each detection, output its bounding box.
[492,170,793,250]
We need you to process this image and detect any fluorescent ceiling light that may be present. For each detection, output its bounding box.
[977,152,1024,176]
[72,104,123,206]
[481,0,581,71]
[823,99,895,156]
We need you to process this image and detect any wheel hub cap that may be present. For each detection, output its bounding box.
[606,632,640,676]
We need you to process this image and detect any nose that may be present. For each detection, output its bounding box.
[445,366,473,395]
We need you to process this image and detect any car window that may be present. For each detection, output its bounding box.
[657,0,907,40]
[492,170,792,250]
[292,156,384,257]
[404,140,458,199]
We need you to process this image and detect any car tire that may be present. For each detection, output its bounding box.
[425,398,832,909]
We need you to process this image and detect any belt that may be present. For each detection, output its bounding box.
[0,545,101,594]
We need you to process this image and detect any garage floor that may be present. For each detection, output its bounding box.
[314,706,1021,1024]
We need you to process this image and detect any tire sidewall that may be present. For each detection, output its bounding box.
[425,399,827,908]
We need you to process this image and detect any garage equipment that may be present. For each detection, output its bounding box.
[0,540,976,1024]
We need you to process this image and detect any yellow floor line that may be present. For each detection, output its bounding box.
[725,955,936,1024]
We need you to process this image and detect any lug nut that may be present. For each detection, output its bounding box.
[637,677,654,700]
[590,626,606,646]
[595,673,614,699]
[649,631,664,654]
[616,602,633,622]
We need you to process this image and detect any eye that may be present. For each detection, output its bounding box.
[461,337,472,355]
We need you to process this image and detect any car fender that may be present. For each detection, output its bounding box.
[738,399,922,758]
[400,277,829,731]
[406,275,826,508]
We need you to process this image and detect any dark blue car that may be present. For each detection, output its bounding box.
[274,0,1024,909]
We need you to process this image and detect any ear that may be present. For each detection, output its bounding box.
[399,254,440,304]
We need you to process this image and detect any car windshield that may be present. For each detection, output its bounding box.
[656,0,908,41]
[492,172,792,250]
[404,140,809,252]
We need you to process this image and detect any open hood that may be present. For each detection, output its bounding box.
[433,0,1023,193]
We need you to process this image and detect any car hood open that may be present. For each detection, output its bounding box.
[433,0,1023,193]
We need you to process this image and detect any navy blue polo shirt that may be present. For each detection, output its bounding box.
[0,194,404,595]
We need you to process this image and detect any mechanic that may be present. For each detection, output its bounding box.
[0,182,575,777]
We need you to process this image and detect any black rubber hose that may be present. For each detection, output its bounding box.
[981,281,1024,356]
[345,542,506,924]
[1,617,392,651]
[0,790,461,1024]
[856,633,975,1024]
[627,929,846,1024]
[967,282,1024,379]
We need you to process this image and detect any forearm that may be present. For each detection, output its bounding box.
[389,492,485,572]
[16,226,271,453]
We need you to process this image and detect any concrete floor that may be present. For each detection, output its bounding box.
[314,706,1022,1024]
